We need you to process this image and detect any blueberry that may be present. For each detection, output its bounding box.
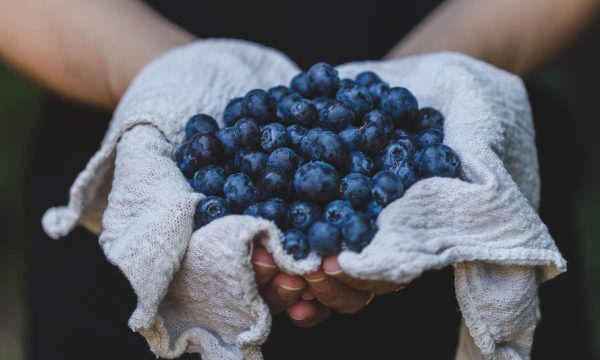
[283,229,311,260]
[267,147,301,174]
[416,127,444,148]
[339,173,371,209]
[256,198,288,228]
[367,82,390,106]
[185,114,219,139]
[366,200,383,220]
[307,62,340,97]
[192,165,227,196]
[307,221,342,256]
[215,127,240,156]
[194,196,231,229]
[380,143,411,170]
[238,151,268,179]
[294,161,340,203]
[371,171,404,205]
[323,200,355,227]
[290,72,311,98]
[257,167,292,199]
[380,87,419,128]
[175,143,187,164]
[339,126,360,151]
[348,151,376,176]
[177,153,197,178]
[416,107,444,131]
[393,136,416,156]
[234,117,261,147]
[188,133,224,166]
[288,201,322,231]
[289,99,318,127]
[363,109,393,133]
[309,130,347,170]
[392,129,415,141]
[359,122,388,155]
[341,213,376,252]
[355,71,382,86]
[319,100,355,131]
[339,78,356,89]
[418,145,461,179]
[242,89,275,124]
[287,124,308,151]
[223,173,257,212]
[233,149,252,170]
[313,97,335,112]
[223,97,245,127]
[276,93,303,123]
[268,85,292,102]
[260,123,289,152]
[299,128,324,159]
[412,148,425,165]
[391,161,419,189]
[243,204,260,217]
[336,85,374,117]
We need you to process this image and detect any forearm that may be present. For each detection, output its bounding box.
[0,0,194,108]
[387,0,600,77]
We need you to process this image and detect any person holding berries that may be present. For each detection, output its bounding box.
[0,0,598,359]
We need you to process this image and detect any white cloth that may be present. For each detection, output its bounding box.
[42,39,565,360]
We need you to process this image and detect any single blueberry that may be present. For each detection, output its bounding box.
[223,173,257,212]
[319,100,355,131]
[287,124,309,152]
[288,201,322,231]
[340,173,371,209]
[243,204,260,217]
[177,153,197,178]
[215,127,241,156]
[307,62,340,97]
[192,165,227,196]
[294,161,340,203]
[412,148,425,165]
[234,117,261,147]
[363,109,393,133]
[194,196,230,229]
[339,126,360,151]
[380,143,411,169]
[416,107,445,131]
[359,122,388,155]
[355,71,382,87]
[185,114,219,139]
[371,171,404,206]
[256,198,288,228]
[268,85,292,103]
[418,145,461,179]
[289,99,318,127]
[233,149,252,170]
[260,123,289,152]
[187,133,224,166]
[380,87,419,128]
[339,78,356,89]
[393,136,416,156]
[416,127,444,148]
[313,97,335,112]
[267,147,301,174]
[366,200,383,221]
[299,128,324,159]
[348,151,376,176]
[367,82,390,106]
[309,130,347,170]
[283,229,311,260]
[276,93,303,123]
[257,167,293,199]
[336,85,374,117]
[341,213,376,252]
[223,97,245,127]
[323,200,355,227]
[238,151,268,179]
[242,89,275,124]
[391,161,419,189]
[307,221,342,256]
[290,72,311,98]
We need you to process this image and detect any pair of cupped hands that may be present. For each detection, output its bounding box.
[251,245,400,327]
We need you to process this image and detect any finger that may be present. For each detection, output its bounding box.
[252,246,278,291]
[301,288,315,301]
[261,272,306,313]
[322,256,402,295]
[286,299,331,328]
[304,270,371,314]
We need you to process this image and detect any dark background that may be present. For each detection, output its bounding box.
[1,20,599,360]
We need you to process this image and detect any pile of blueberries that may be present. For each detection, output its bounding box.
[175,63,461,260]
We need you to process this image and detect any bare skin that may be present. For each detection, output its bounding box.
[1,0,598,327]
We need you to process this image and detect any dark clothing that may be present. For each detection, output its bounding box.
[25,1,588,359]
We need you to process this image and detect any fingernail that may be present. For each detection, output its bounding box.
[252,261,277,269]
[279,284,303,292]
[290,314,307,321]
[305,276,327,283]
[322,256,341,275]
[324,269,343,276]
